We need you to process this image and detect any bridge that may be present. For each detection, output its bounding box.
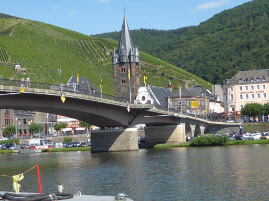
[0,79,241,152]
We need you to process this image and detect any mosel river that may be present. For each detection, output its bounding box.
[1,145,269,201]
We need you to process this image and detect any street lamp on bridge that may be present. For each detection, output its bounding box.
[57,69,62,85]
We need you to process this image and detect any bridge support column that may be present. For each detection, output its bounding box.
[200,125,206,135]
[190,124,196,137]
[144,124,186,146]
[91,128,139,152]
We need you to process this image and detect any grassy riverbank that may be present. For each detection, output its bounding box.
[45,147,91,152]
[153,139,269,149]
[0,150,14,154]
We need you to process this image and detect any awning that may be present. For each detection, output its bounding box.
[76,128,85,131]
[62,128,72,132]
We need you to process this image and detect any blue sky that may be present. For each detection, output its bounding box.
[1,0,252,35]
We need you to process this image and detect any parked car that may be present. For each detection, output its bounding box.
[243,133,254,140]
[252,133,262,140]
[234,134,243,140]
[263,132,269,139]
[79,141,87,147]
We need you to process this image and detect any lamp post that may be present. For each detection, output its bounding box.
[15,117,18,139]
[57,69,62,85]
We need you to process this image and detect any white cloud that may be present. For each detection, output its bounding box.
[196,0,229,10]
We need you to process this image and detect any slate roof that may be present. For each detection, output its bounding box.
[112,16,140,64]
[226,69,269,84]
[170,86,216,101]
[67,76,99,93]
[148,86,172,107]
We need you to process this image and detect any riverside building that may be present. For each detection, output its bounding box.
[223,69,269,121]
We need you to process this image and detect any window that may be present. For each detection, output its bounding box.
[252,94,254,99]
[263,85,266,89]
[240,105,244,110]
[4,110,10,116]
[238,79,243,83]
[246,94,249,99]
[245,86,248,90]
[120,67,126,73]
[240,86,242,91]
[257,85,260,90]
[240,95,243,99]
[264,93,267,98]
[187,101,190,106]
[142,96,145,101]
[121,79,126,84]
[230,87,233,91]
[231,105,235,112]
[230,94,233,100]
[251,85,254,90]
[178,101,181,105]
[23,119,27,124]
[258,94,260,98]
[23,129,27,134]
[256,77,260,82]
[4,119,10,126]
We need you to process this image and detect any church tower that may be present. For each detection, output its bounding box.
[112,16,141,103]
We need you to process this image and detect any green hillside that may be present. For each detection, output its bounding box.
[97,0,269,84]
[0,14,210,96]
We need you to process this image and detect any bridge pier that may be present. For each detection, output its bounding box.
[190,124,196,137]
[91,128,139,152]
[144,124,186,146]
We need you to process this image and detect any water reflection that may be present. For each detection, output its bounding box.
[1,146,269,200]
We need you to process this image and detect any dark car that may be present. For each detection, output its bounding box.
[65,142,73,148]
[79,142,87,147]
[234,134,243,140]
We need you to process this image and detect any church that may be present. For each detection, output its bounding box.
[112,16,141,103]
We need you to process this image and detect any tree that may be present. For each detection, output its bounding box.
[241,103,263,118]
[29,123,43,135]
[79,121,91,134]
[3,125,16,138]
[54,123,67,136]
[263,103,269,116]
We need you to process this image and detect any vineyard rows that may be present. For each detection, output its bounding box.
[60,39,110,64]
[0,47,9,63]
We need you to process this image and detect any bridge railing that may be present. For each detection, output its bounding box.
[153,105,240,123]
[0,78,128,102]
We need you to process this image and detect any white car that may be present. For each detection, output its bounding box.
[252,133,262,140]
[243,133,253,140]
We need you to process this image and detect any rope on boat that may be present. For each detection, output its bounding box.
[0,165,37,178]
[0,192,74,201]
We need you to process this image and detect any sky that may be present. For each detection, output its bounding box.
[0,0,252,35]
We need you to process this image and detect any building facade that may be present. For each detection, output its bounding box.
[223,70,269,121]
[112,16,141,103]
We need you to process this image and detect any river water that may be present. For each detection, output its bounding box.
[1,145,269,201]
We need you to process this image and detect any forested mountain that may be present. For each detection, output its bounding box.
[0,13,210,96]
[97,0,269,84]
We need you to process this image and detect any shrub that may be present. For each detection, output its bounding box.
[190,134,229,146]
[63,137,72,143]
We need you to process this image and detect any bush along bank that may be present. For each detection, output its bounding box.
[190,135,229,146]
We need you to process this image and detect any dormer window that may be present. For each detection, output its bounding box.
[238,79,243,83]
[262,77,266,81]
[256,77,260,82]
[250,77,254,82]
[244,78,248,82]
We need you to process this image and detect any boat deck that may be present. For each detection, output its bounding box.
[0,192,134,201]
